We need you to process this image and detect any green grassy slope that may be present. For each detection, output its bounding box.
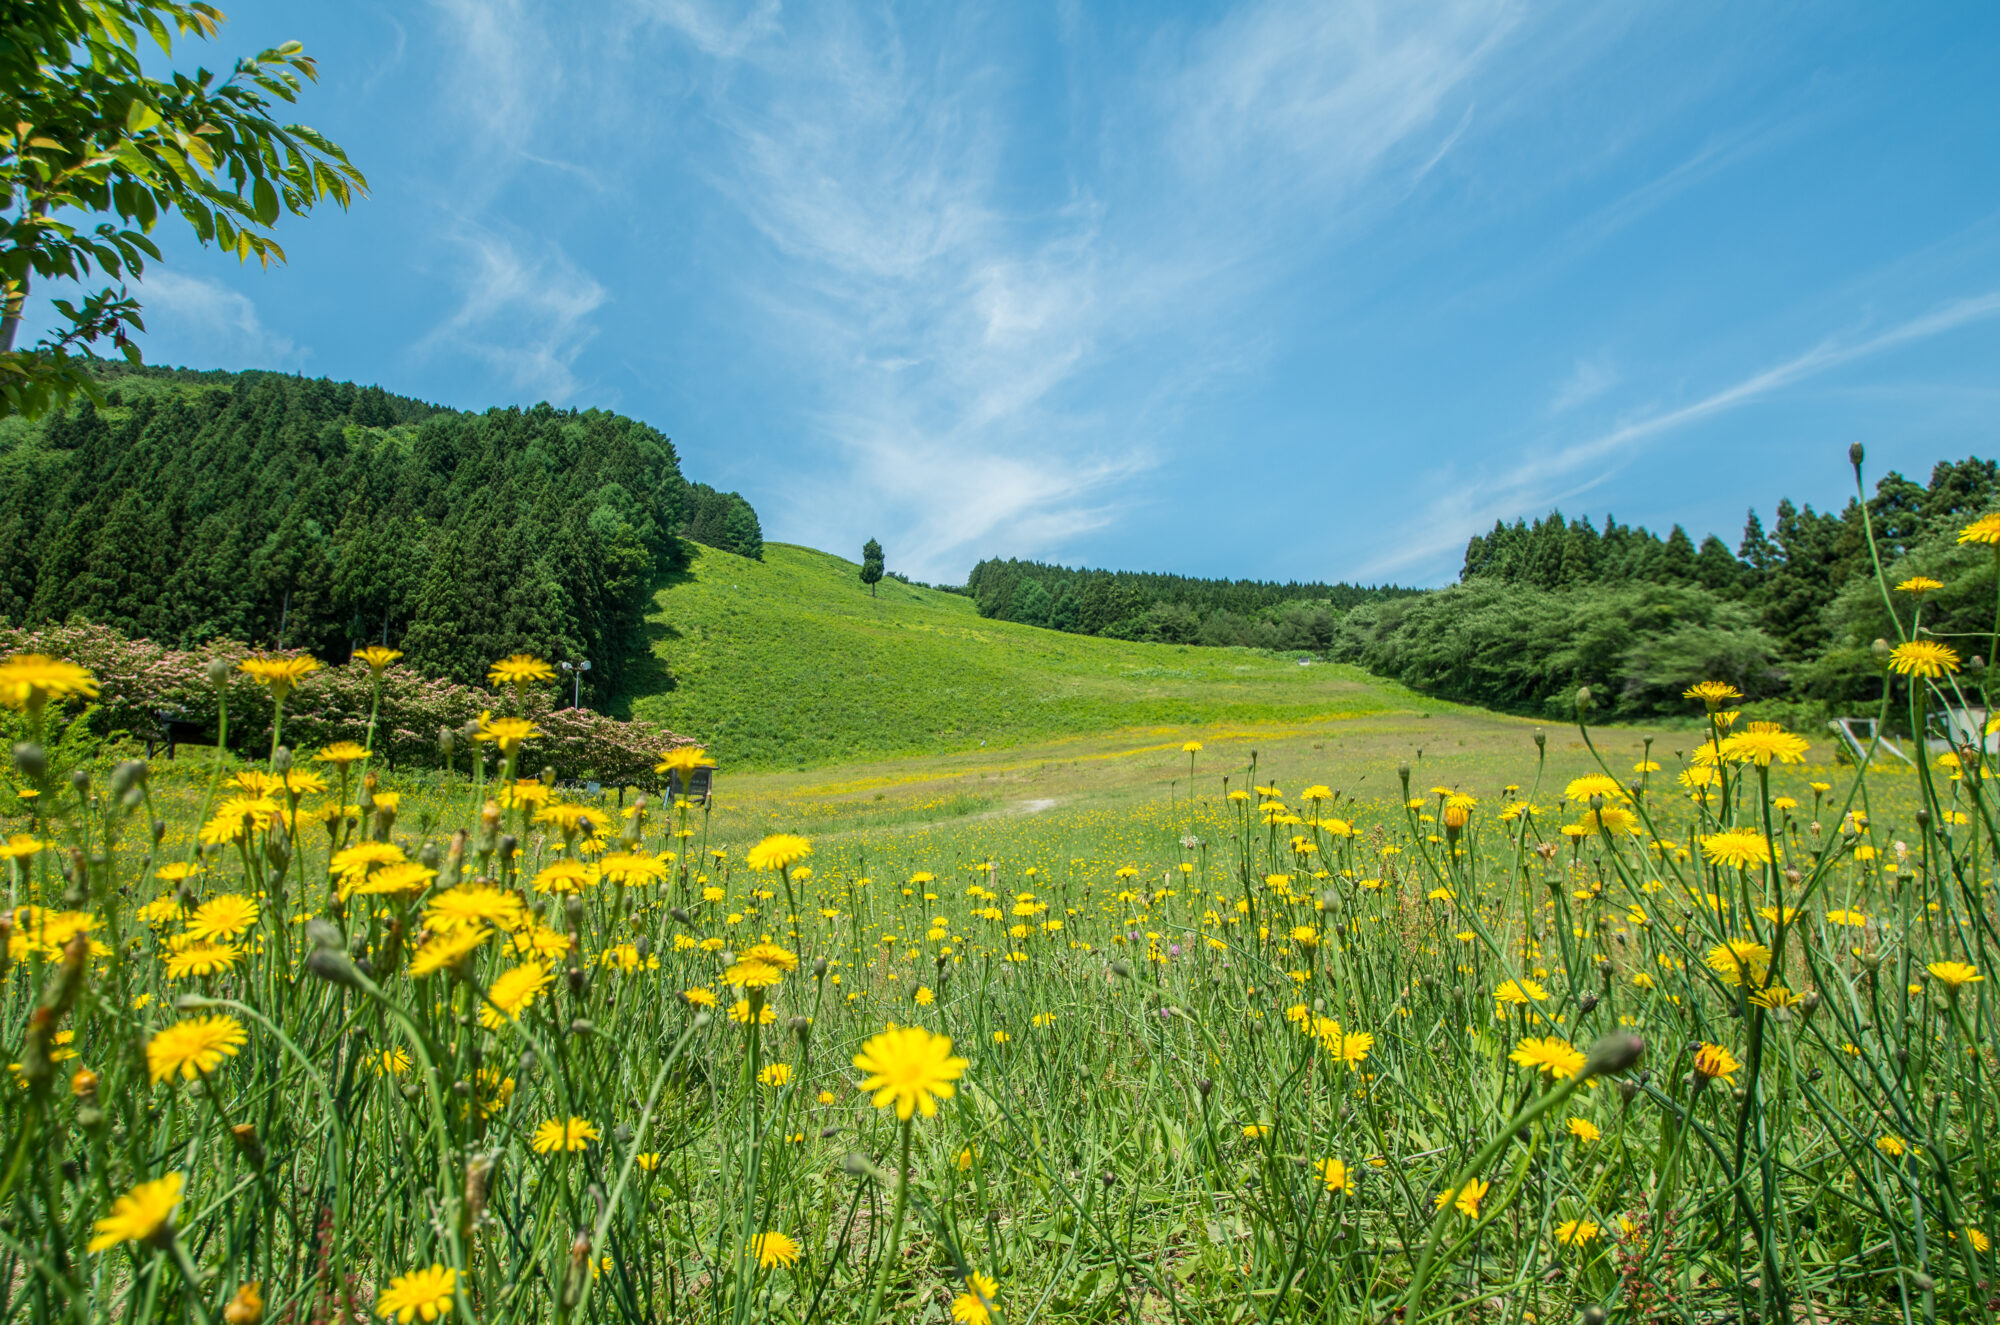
[618,542,1443,768]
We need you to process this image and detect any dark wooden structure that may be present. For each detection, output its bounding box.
[666,765,715,806]
[145,709,213,760]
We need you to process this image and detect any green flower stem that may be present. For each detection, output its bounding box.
[858,1118,913,1325]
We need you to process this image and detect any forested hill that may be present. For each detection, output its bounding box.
[966,557,1418,651]
[1332,457,2000,721]
[0,366,761,701]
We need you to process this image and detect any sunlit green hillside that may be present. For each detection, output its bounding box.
[618,542,1444,768]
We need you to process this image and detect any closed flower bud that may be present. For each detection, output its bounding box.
[206,658,233,687]
[70,1066,98,1098]
[1583,1031,1644,1078]
[813,956,828,978]
[224,1282,264,1325]
[437,726,456,757]
[1848,441,1865,469]
[230,1123,266,1168]
[271,746,292,775]
[304,946,362,988]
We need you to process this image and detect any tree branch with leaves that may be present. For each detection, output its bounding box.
[0,0,365,418]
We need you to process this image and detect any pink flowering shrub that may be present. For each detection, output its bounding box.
[0,622,692,784]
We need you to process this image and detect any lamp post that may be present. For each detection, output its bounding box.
[560,659,592,709]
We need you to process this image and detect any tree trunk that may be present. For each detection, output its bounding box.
[0,202,50,355]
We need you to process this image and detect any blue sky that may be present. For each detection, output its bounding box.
[83,1,2000,586]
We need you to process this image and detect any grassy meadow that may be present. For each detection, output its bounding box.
[619,543,1439,770]
[2,520,1995,1325]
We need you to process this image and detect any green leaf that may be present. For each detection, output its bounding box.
[124,98,163,135]
[252,176,279,225]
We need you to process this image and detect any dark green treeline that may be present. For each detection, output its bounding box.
[0,367,760,699]
[965,558,1417,651]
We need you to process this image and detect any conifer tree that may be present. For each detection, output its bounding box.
[860,538,884,597]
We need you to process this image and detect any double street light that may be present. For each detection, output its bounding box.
[559,659,592,709]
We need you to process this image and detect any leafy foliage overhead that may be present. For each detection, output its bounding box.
[0,2,365,418]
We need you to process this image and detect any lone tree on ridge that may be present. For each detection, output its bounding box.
[860,538,884,597]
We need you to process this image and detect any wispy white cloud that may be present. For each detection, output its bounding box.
[632,0,782,58]
[1364,287,2000,577]
[630,0,1528,579]
[1549,353,1618,413]
[133,270,306,371]
[418,227,608,405]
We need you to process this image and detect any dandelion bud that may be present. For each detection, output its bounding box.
[499,833,519,862]
[451,1080,472,1097]
[842,1151,882,1180]
[1583,1306,1609,1325]
[820,1125,839,1139]
[1872,638,1891,660]
[1797,989,1820,1018]
[1579,992,1599,1015]
[791,1015,812,1042]
[206,658,233,687]
[109,760,148,798]
[1910,1272,1935,1295]
[1397,762,1410,791]
[304,946,362,988]
[305,918,343,951]
[70,1066,97,1098]
[518,1047,537,1076]
[1860,951,1882,974]
[1196,1077,1214,1098]
[68,767,89,796]
[1848,440,1865,469]
[1533,727,1546,751]
[1616,1077,1639,1104]
[1971,655,1987,674]
[264,826,290,871]
[813,956,829,979]
[224,1282,264,1325]
[1110,959,1133,980]
[1101,1171,1117,1187]
[230,1123,266,1169]
[1582,1031,1644,1078]
[1575,685,1593,710]
[437,726,456,757]
[540,765,557,787]
[570,1018,594,1035]
[271,746,293,775]
[669,907,692,926]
